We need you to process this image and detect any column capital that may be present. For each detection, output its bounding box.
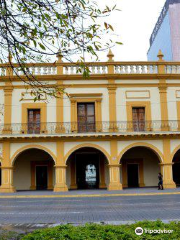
[108,164,121,168]
[107,85,117,92]
[1,166,14,169]
[54,165,67,168]
[159,163,174,166]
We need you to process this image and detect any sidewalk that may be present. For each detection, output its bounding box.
[0,187,180,198]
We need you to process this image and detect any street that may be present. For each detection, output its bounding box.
[0,194,180,226]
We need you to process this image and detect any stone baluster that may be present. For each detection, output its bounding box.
[177,66,180,74]
[102,66,106,74]
[125,66,128,73]
[97,66,101,74]
[70,66,74,74]
[130,65,135,74]
[120,66,124,74]
[92,66,95,74]
[136,65,140,74]
[43,67,47,74]
[172,65,177,74]
[142,65,146,74]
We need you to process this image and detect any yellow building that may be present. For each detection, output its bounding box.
[0,50,180,193]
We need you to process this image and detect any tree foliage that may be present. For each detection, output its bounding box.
[0,0,120,98]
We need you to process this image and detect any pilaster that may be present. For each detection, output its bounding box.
[0,142,15,193]
[162,139,176,189]
[108,140,122,190]
[54,141,68,192]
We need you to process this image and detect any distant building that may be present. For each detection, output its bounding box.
[148,0,180,61]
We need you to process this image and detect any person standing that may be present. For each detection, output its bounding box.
[158,173,163,190]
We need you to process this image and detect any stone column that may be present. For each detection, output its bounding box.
[0,167,15,193]
[108,164,122,191]
[162,139,176,189]
[160,163,176,189]
[54,165,68,192]
[54,141,68,192]
[0,142,15,193]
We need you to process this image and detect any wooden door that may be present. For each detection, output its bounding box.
[132,107,145,131]
[28,109,40,133]
[77,103,95,132]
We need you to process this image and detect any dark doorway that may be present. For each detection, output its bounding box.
[76,153,99,189]
[36,166,48,190]
[127,164,139,187]
[173,162,180,186]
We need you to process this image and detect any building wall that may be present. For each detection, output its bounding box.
[0,90,4,125]
[148,11,173,61]
[169,3,180,61]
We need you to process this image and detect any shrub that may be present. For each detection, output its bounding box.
[21,221,180,240]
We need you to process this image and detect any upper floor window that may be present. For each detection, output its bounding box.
[132,107,145,131]
[28,109,40,134]
[77,103,95,132]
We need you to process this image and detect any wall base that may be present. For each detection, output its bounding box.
[0,186,16,193]
[108,183,122,191]
[99,183,107,189]
[163,181,176,189]
[54,184,68,192]
[70,184,77,190]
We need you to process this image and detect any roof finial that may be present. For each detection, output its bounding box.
[56,50,63,63]
[8,53,13,63]
[157,49,164,62]
[107,49,114,62]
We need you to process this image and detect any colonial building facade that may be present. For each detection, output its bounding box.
[0,50,180,193]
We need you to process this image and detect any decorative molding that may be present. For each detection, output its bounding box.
[21,103,47,133]
[176,90,180,98]
[125,90,150,99]
[70,95,102,132]
[126,101,152,131]
[69,93,102,98]
[21,92,47,101]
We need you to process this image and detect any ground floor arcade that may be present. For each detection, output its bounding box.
[0,138,179,192]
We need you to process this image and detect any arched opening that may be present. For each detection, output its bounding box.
[120,147,161,188]
[13,148,55,191]
[172,149,180,186]
[66,147,109,190]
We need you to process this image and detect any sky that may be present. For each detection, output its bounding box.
[97,0,166,61]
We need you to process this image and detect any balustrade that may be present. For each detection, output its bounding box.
[0,120,180,136]
[114,64,158,74]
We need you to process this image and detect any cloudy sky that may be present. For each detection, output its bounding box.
[97,0,166,61]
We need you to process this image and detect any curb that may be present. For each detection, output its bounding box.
[0,191,180,198]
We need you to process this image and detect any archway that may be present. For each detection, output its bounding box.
[120,147,161,188]
[66,147,109,190]
[13,148,55,191]
[172,149,180,186]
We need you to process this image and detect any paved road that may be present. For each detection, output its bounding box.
[0,194,180,227]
